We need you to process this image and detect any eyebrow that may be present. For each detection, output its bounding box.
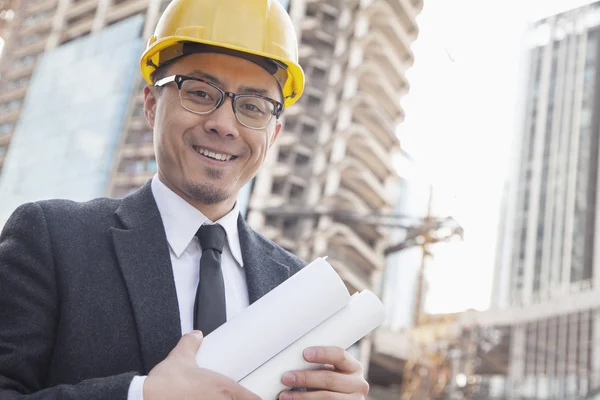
[187,70,274,98]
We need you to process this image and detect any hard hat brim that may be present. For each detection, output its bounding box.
[140,36,305,108]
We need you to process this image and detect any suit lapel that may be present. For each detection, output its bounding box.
[238,215,291,304]
[110,182,181,373]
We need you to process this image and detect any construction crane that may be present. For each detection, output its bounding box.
[256,190,464,399]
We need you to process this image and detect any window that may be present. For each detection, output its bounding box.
[295,153,310,166]
[312,66,327,85]
[277,150,290,163]
[283,217,298,232]
[265,215,278,227]
[301,122,316,135]
[289,184,304,198]
[271,180,284,195]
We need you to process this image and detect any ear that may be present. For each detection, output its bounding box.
[143,85,157,129]
[269,119,283,148]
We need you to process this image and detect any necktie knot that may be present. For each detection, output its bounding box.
[196,223,226,253]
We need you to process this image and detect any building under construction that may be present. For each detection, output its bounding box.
[0,0,424,396]
[448,2,600,399]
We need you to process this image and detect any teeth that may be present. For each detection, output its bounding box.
[195,147,233,161]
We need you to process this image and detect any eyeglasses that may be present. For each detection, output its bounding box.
[154,74,284,130]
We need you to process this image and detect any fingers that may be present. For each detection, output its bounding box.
[278,390,362,400]
[169,330,203,362]
[303,347,362,373]
[282,369,358,394]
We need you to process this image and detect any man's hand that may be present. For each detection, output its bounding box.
[278,346,370,399]
[143,331,261,400]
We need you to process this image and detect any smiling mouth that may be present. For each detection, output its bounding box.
[192,146,238,162]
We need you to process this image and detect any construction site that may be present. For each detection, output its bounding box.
[4,0,600,398]
[387,2,600,400]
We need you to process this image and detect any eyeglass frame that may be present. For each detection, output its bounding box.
[153,74,284,130]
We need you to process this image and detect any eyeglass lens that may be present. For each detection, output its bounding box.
[179,79,275,128]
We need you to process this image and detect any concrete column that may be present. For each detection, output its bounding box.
[591,310,600,389]
[507,325,526,397]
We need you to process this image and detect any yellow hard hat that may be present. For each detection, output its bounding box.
[140,0,305,108]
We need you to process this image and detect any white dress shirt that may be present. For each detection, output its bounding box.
[128,175,250,400]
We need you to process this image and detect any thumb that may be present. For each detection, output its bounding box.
[170,330,204,361]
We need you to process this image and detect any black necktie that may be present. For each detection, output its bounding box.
[193,223,227,335]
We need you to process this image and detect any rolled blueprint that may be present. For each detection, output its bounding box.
[195,257,351,382]
[238,290,385,400]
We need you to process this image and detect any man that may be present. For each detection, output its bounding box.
[0,0,370,399]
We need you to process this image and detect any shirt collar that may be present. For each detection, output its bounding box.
[150,175,244,267]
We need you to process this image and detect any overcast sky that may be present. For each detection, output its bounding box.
[399,0,598,313]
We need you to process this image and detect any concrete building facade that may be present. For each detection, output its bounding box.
[465,3,600,399]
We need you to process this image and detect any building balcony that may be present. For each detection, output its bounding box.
[106,0,148,24]
[272,162,291,178]
[372,327,412,363]
[349,96,399,149]
[120,142,154,159]
[0,133,12,147]
[325,221,383,278]
[361,32,408,78]
[6,65,35,80]
[411,0,424,13]
[277,131,298,148]
[298,43,316,61]
[323,186,371,214]
[65,0,97,22]
[263,193,287,209]
[385,0,419,39]
[112,171,154,187]
[0,87,27,104]
[0,110,20,125]
[355,59,409,99]
[300,19,336,46]
[127,116,149,132]
[11,40,46,59]
[327,249,370,294]
[62,18,94,42]
[366,3,415,65]
[282,101,305,118]
[26,0,58,14]
[338,156,392,209]
[20,17,53,36]
[356,83,403,124]
[342,123,396,181]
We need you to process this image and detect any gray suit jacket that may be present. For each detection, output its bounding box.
[0,181,306,399]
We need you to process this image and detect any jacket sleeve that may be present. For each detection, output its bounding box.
[0,202,137,399]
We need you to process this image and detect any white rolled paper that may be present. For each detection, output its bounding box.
[195,257,351,382]
[238,290,386,400]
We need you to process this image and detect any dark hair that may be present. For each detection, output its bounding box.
[149,63,171,95]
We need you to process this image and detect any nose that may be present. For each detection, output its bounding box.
[203,97,240,139]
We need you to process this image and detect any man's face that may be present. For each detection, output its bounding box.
[144,53,282,206]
